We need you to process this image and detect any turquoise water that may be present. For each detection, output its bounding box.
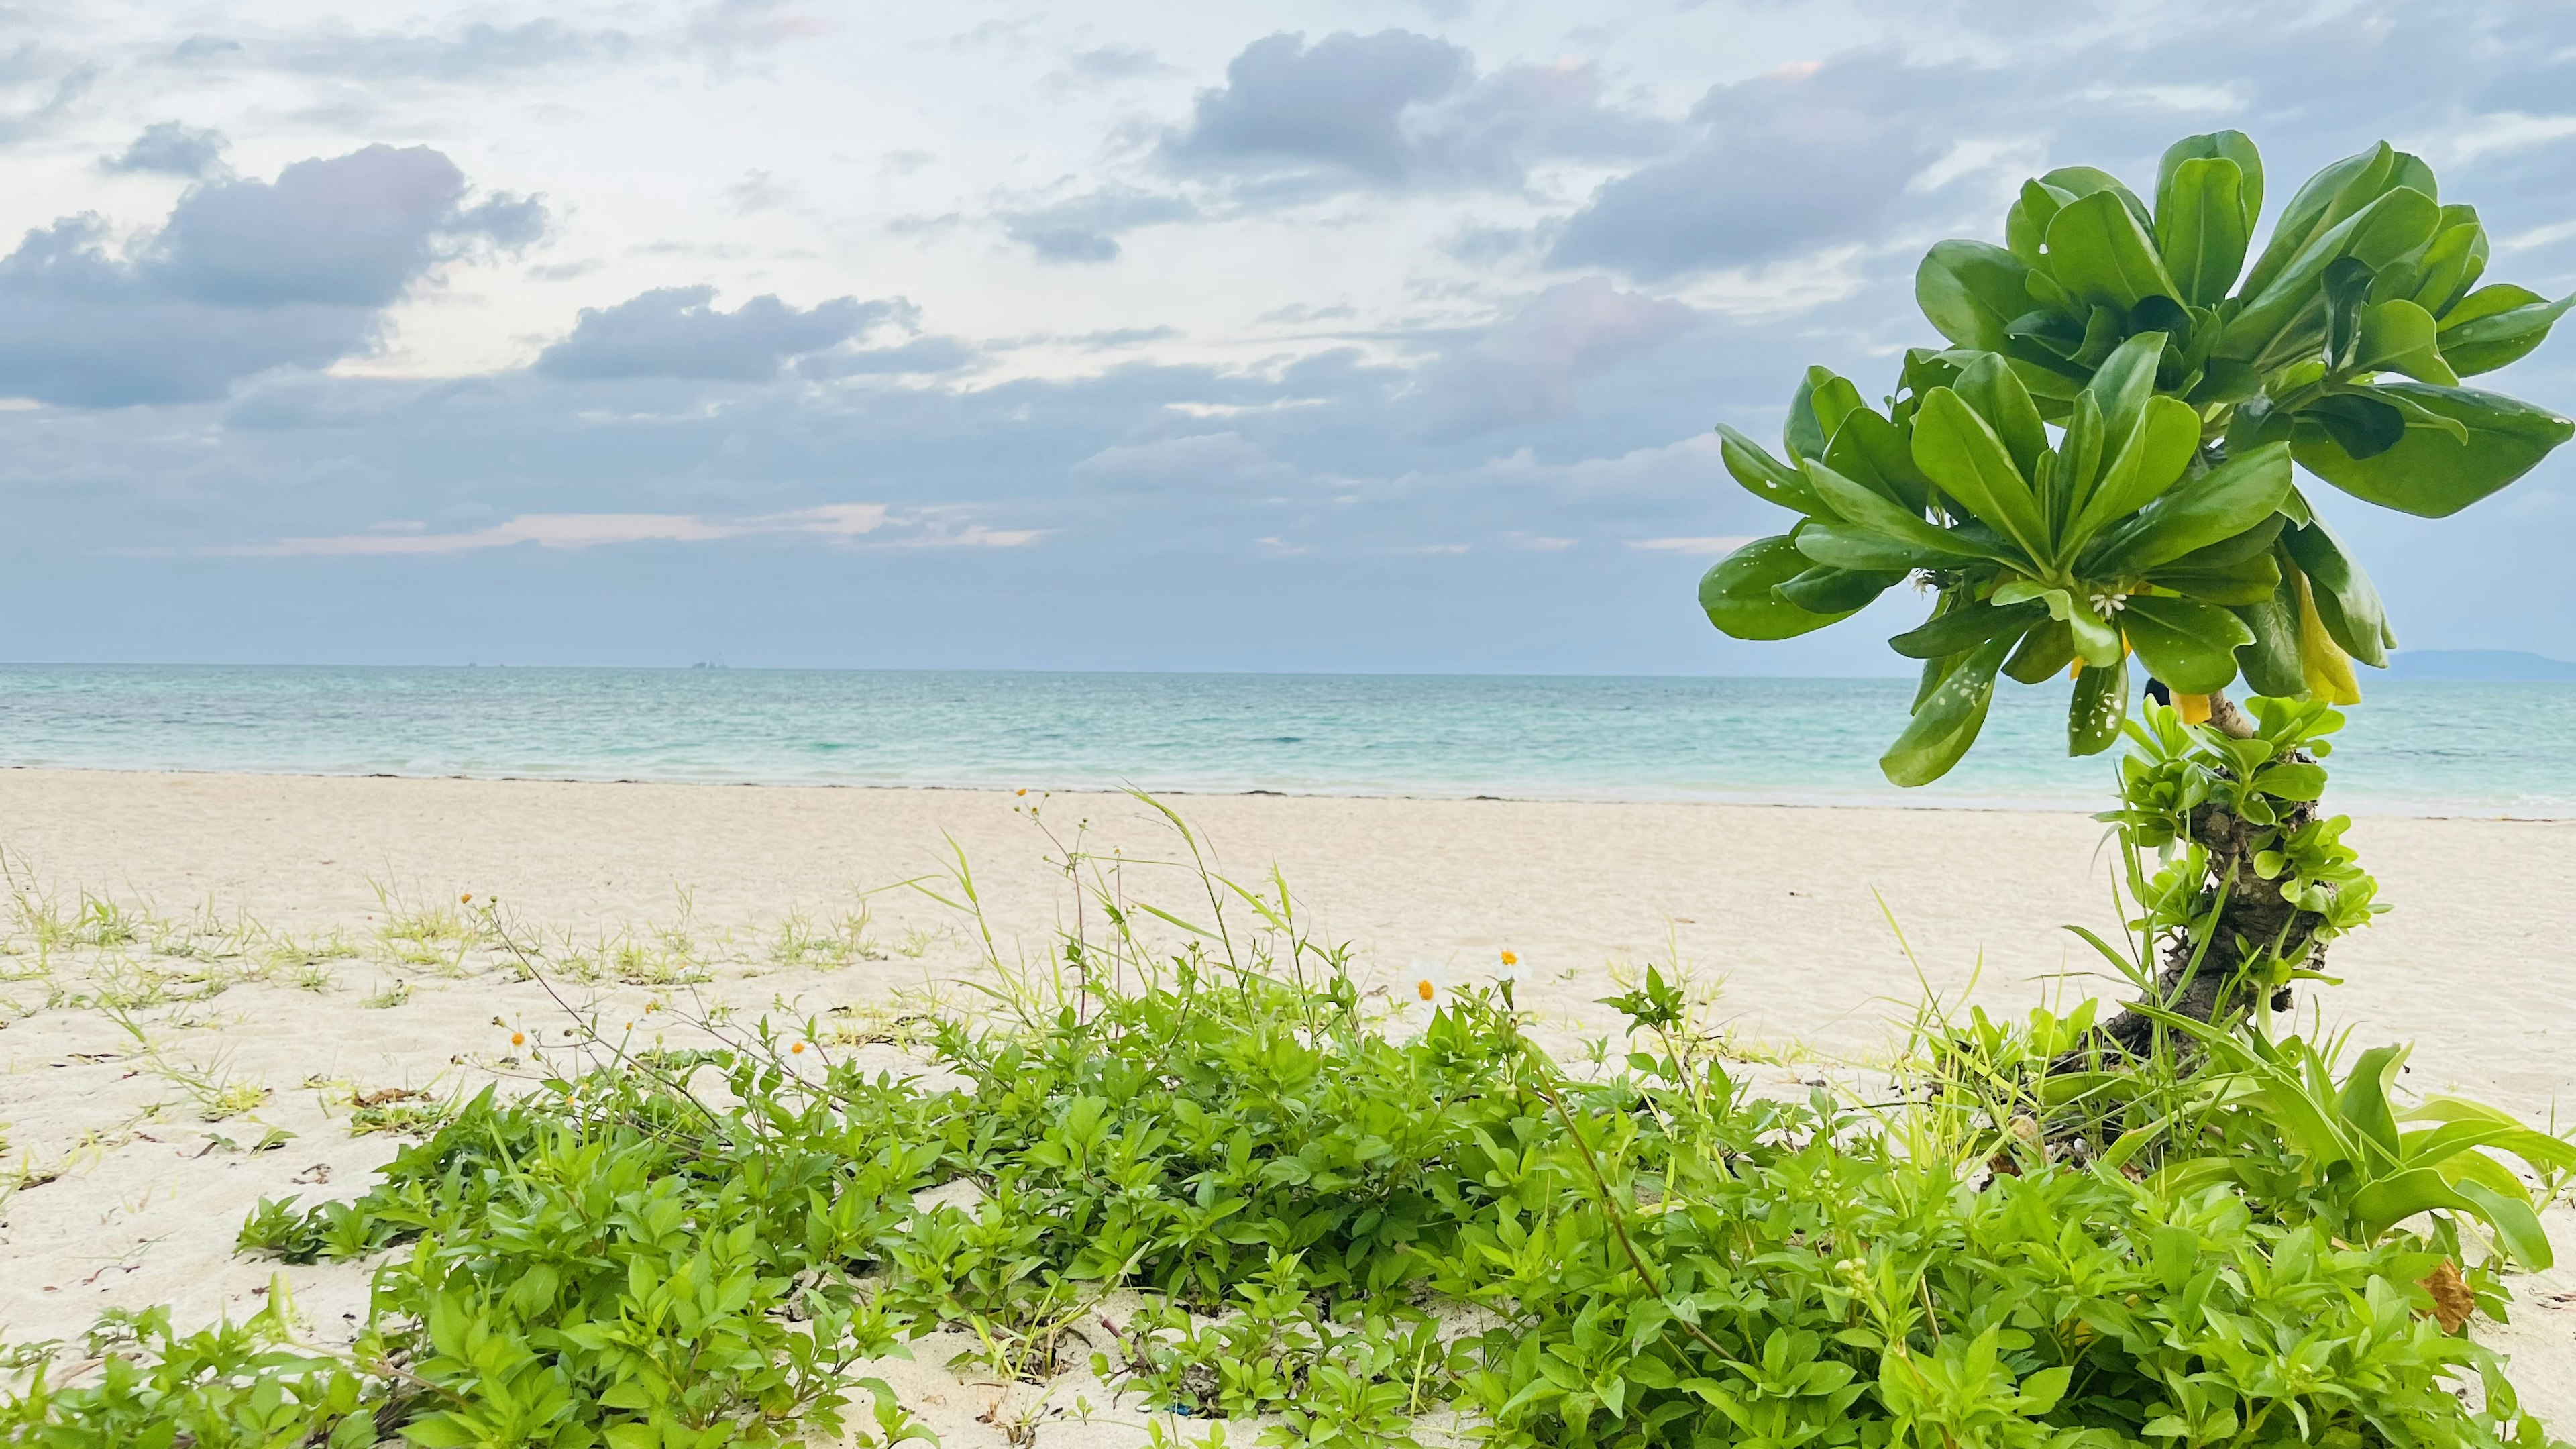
[0,665,2569,815]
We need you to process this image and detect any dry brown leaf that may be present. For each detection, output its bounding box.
[2419,1259,2474,1332]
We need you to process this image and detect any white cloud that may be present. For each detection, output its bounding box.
[205,501,908,556]
[1626,535,1751,555]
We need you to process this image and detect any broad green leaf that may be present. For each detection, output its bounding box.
[1823,407,1933,513]
[2347,1166,2477,1236]
[2004,618,2075,683]
[2146,545,2282,606]
[2231,568,2306,698]
[2156,130,2263,235]
[2005,179,2072,270]
[1784,367,1866,462]
[2084,332,2166,449]
[2241,142,2396,301]
[1911,388,2051,564]
[1699,536,1855,640]
[1881,636,2012,786]
[1917,241,2034,352]
[2037,166,2152,231]
[2353,298,2457,385]
[2334,1044,2406,1159]
[1795,522,1947,572]
[2070,651,2129,756]
[2083,441,2292,575]
[1952,352,2048,480]
[2217,186,2442,370]
[2453,1179,2554,1271]
[1801,458,2023,566]
[2061,396,2204,555]
[2156,156,2252,306]
[2121,596,2253,693]
[1717,425,1831,517]
[2402,211,2487,318]
[2292,383,2575,517]
[1776,564,1904,614]
[2438,290,2576,376]
[2281,518,2390,666]
[2045,191,2181,313]
[1888,598,2047,659]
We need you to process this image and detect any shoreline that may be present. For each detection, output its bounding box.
[5,760,2571,822]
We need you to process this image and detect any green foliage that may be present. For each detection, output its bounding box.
[1699,131,2574,784]
[5,817,2566,1448]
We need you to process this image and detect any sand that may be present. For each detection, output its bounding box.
[1,767,2572,1439]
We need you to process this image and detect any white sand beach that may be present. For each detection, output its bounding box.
[3,767,2573,1440]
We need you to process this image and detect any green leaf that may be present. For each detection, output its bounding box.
[2120,596,2253,693]
[1888,598,2047,659]
[2218,185,2442,371]
[2083,441,2292,575]
[2353,298,2457,385]
[1952,352,2048,480]
[2453,1179,2554,1272]
[2291,382,2575,517]
[2157,131,2263,235]
[1777,564,1904,614]
[2045,191,2181,313]
[2334,1044,2406,1159]
[2006,180,2072,271]
[2281,519,2390,667]
[1917,241,2034,352]
[1700,536,1857,640]
[1911,388,2050,563]
[2156,156,2253,307]
[2402,211,2487,318]
[1786,367,1866,462]
[2232,565,2307,697]
[2036,166,2152,231]
[1880,636,2012,786]
[2438,290,2575,376]
[2062,395,2203,557]
[2070,652,2129,756]
[1822,407,1934,513]
[1794,522,1947,572]
[2146,545,2283,606]
[1801,458,2023,566]
[2241,142,2396,301]
[2004,618,2074,683]
[1717,425,1831,517]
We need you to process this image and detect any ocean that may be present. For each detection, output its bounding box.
[0,665,2568,816]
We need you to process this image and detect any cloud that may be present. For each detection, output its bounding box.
[1159,30,1668,196]
[0,145,545,406]
[1000,189,1197,264]
[1548,51,1951,279]
[101,122,230,178]
[202,502,1043,556]
[270,20,630,80]
[1073,431,1301,493]
[536,287,907,381]
[1407,279,1696,440]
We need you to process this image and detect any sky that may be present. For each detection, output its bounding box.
[0,0,2571,674]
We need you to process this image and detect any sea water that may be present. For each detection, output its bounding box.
[0,665,2568,816]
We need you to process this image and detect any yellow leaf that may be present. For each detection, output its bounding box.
[2296,574,2362,704]
[2176,692,2212,724]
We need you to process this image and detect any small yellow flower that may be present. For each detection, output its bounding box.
[509,1030,525,1046]
[1016,788,1028,797]
[1417,978,1436,1001]
[791,1041,807,1055]
[1499,951,1518,967]
[461,893,473,904]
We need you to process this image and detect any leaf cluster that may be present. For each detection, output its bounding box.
[1699,131,2574,784]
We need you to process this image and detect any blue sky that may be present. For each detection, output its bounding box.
[1,0,2571,673]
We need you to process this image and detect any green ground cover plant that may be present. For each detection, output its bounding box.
[2,802,2564,1448]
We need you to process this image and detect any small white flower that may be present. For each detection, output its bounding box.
[1405,960,1450,1006]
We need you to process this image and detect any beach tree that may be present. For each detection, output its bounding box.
[1697,133,2571,1043]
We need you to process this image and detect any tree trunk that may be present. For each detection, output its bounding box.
[2077,693,2328,1063]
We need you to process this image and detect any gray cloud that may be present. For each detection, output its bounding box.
[0,146,545,407]
[273,20,628,80]
[1550,49,1951,279]
[100,122,230,178]
[1407,279,1696,441]
[1001,189,1197,264]
[1161,30,1669,195]
[537,287,910,381]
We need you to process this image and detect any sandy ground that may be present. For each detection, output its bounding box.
[1,767,2572,1441]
